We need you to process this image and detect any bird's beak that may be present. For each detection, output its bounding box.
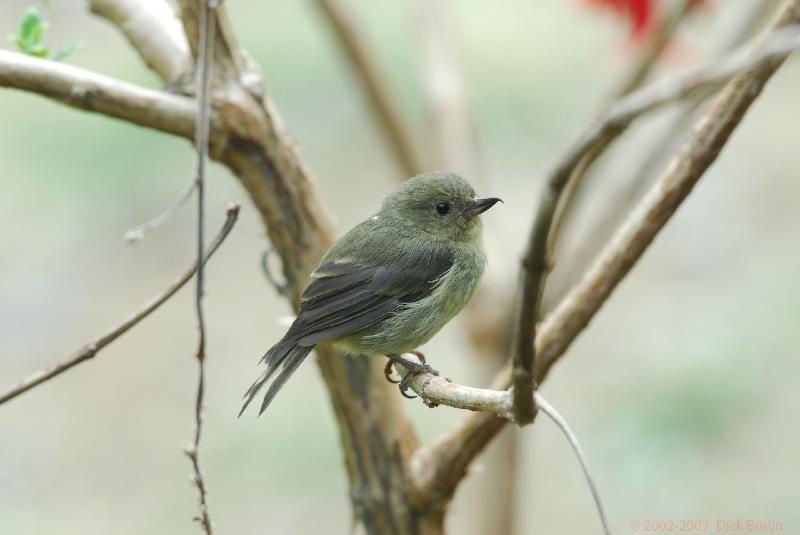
[467,197,503,217]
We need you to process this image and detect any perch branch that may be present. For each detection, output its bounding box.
[184,2,216,533]
[396,355,610,534]
[88,0,191,84]
[314,0,422,176]
[0,204,240,407]
[407,0,800,506]
[506,20,800,425]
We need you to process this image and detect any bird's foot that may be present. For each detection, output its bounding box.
[410,350,426,364]
[383,359,400,384]
[385,353,439,399]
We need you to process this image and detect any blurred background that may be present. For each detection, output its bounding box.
[1,0,798,533]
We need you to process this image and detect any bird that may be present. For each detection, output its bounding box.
[240,171,501,416]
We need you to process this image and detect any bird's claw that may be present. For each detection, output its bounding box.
[384,353,439,400]
[399,376,417,399]
[383,359,401,384]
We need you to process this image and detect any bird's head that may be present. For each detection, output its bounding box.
[380,171,502,241]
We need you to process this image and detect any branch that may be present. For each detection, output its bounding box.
[395,355,610,534]
[408,0,800,506]
[88,0,191,84]
[184,2,216,534]
[0,50,197,139]
[0,204,240,407]
[506,20,800,425]
[314,0,422,176]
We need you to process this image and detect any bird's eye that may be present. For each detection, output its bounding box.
[435,202,450,215]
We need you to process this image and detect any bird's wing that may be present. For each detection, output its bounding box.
[285,250,454,348]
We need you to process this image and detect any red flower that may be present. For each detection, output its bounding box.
[584,0,658,38]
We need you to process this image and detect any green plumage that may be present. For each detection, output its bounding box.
[241,171,500,415]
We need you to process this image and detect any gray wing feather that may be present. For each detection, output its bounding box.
[240,248,453,416]
[289,254,453,345]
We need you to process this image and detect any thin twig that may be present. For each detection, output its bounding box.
[534,392,611,535]
[314,0,421,176]
[184,2,216,534]
[125,178,197,243]
[0,204,240,407]
[408,0,800,505]
[260,246,292,298]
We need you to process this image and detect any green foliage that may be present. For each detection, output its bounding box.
[10,7,49,57]
[8,6,84,61]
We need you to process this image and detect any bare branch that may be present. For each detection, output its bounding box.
[411,0,800,505]
[314,0,422,176]
[88,0,191,84]
[0,50,196,138]
[507,20,800,426]
[397,359,514,419]
[260,246,292,298]
[186,2,216,533]
[0,204,240,407]
[395,354,609,533]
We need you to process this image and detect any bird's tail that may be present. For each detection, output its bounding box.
[239,340,313,417]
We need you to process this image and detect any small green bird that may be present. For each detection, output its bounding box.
[240,171,501,415]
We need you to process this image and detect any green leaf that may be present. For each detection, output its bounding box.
[19,8,44,40]
[10,7,50,57]
[53,41,85,61]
